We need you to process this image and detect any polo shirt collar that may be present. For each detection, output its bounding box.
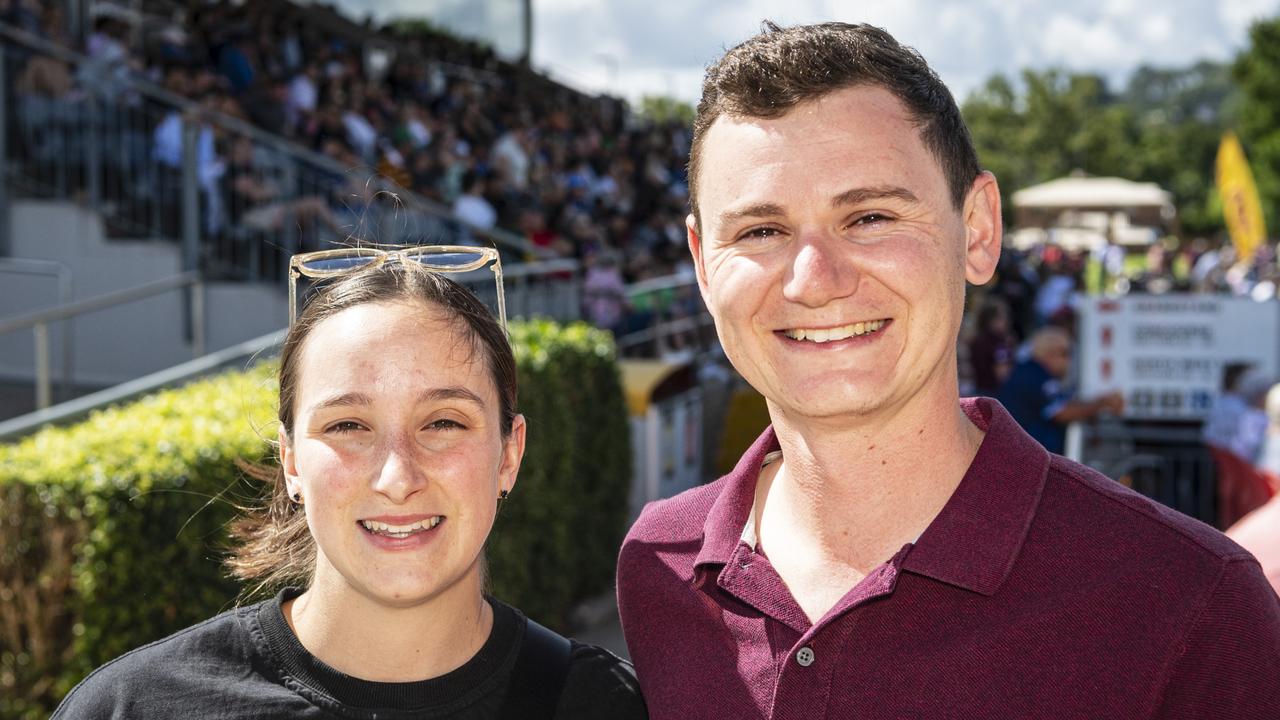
[693,424,779,571]
[902,397,1050,595]
[693,397,1050,598]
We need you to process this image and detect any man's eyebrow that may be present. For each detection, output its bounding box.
[831,186,919,207]
[715,187,919,228]
[717,202,786,226]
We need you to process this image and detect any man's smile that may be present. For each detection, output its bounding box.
[779,319,891,343]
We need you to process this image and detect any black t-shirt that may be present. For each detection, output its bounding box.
[52,589,647,719]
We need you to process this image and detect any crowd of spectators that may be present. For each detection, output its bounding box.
[4,0,697,329]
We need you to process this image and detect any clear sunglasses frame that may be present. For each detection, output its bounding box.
[287,245,506,330]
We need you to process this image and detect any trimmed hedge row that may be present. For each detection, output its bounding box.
[0,320,631,720]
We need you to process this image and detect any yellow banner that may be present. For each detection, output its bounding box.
[1216,132,1266,264]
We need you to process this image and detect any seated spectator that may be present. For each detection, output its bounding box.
[224,137,342,248]
[452,171,497,234]
[998,327,1124,455]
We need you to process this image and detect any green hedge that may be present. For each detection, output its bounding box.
[0,320,631,720]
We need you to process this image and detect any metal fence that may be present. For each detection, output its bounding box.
[616,273,717,359]
[1073,418,1217,525]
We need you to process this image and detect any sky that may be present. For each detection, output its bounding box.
[332,0,1280,105]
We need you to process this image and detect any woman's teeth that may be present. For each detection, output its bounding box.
[360,517,442,538]
[785,319,887,343]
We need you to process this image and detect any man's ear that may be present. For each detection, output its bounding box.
[963,171,1002,285]
[687,213,711,304]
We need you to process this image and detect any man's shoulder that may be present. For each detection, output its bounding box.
[623,475,733,547]
[52,604,260,718]
[1043,453,1252,566]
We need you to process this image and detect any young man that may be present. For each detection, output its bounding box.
[617,22,1280,719]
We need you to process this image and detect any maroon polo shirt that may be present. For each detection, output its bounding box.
[617,398,1280,719]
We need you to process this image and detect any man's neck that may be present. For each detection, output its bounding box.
[284,572,493,683]
[755,385,984,623]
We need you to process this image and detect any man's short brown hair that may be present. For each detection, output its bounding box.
[688,21,982,225]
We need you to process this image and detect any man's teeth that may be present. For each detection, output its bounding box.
[360,517,443,537]
[785,320,887,343]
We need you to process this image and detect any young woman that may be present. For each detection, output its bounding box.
[53,255,647,719]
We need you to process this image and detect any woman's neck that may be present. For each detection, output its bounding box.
[283,576,493,683]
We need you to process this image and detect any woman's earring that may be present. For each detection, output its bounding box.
[291,491,303,504]
[498,489,509,501]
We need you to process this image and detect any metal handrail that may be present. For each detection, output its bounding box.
[626,272,700,298]
[0,327,284,442]
[0,21,544,258]
[0,271,198,333]
[0,258,74,400]
[0,272,205,410]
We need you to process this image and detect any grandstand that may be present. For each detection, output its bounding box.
[0,0,716,428]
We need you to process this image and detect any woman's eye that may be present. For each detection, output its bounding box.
[426,418,466,431]
[326,420,366,434]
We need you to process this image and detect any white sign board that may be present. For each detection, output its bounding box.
[1077,294,1280,420]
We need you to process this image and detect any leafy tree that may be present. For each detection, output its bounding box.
[963,62,1233,238]
[1234,15,1280,234]
[636,95,695,126]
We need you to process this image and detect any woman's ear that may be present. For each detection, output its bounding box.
[279,426,302,500]
[499,414,527,495]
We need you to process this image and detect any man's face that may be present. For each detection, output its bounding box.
[1038,337,1072,379]
[688,85,1000,423]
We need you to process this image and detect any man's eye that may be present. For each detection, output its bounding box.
[737,226,780,242]
[851,213,893,226]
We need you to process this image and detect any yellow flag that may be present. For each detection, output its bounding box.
[1216,132,1266,264]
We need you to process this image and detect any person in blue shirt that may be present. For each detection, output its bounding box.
[998,327,1123,454]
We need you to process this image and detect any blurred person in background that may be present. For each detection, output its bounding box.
[997,327,1124,455]
[582,250,629,338]
[968,298,1017,397]
[1206,364,1275,528]
[618,21,1279,719]
[1227,383,1280,597]
[53,258,646,719]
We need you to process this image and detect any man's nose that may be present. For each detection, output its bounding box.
[370,436,428,503]
[781,231,859,308]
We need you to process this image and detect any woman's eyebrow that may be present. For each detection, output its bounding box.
[307,388,486,415]
[308,392,372,414]
[420,387,486,407]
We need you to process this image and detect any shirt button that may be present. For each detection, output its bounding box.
[796,646,815,667]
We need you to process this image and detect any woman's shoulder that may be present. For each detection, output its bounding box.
[557,641,647,720]
[51,602,264,718]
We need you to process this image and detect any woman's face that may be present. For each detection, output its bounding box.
[281,300,524,611]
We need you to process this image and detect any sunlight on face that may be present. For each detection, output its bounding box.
[281,300,523,611]
[690,86,994,423]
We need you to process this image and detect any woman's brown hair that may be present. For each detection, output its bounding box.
[225,260,517,596]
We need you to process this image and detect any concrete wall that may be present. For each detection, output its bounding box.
[0,200,287,387]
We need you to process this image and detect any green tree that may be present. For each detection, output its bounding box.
[636,95,695,126]
[962,62,1233,238]
[1234,15,1280,234]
